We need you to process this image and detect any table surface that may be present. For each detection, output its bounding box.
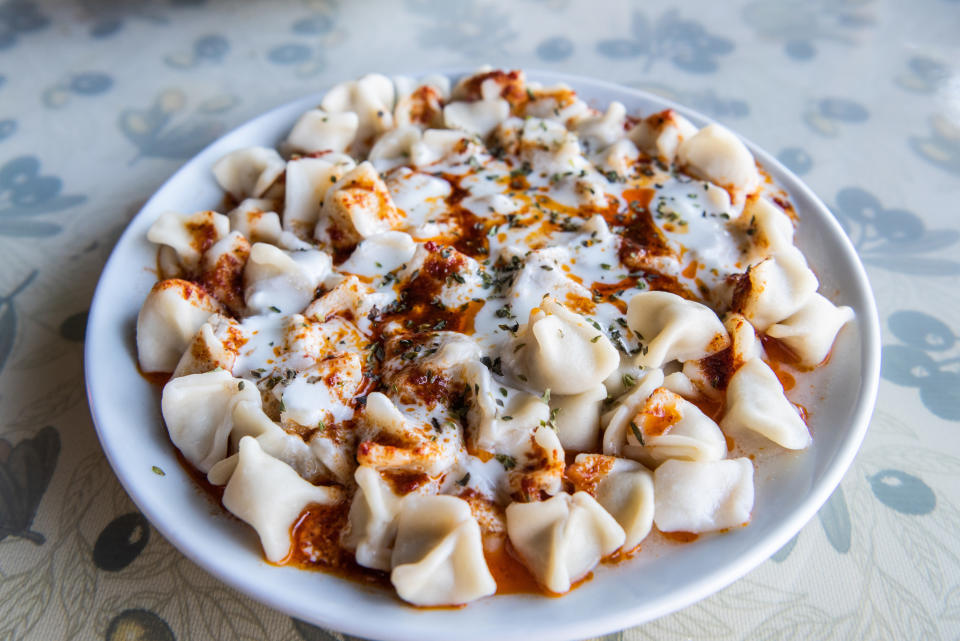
[1,0,959,639]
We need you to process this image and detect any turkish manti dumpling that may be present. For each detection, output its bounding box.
[136,68,853,606]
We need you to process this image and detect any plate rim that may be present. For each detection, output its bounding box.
[84,67,882,641]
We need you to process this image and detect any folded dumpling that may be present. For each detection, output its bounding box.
[199,230,250,314]
[212,146,285,201]
[147,210,229,273]
[227,198,283,246]
[284,155,356,237]
[601,368,664,457]
[621,387,727,466]
[320,162,404,249]
[172,313,245,378]
[628,109,698,164]
[341,465,405,571]
[285,109,359,155]
[504,297,619,396]
[566,455,654,550]
[732,247,819,331]
[206,399,323,485]
[626,291,729,369]
[505,492,625,594]
[464,360,550,452]
[320,73,395,153]
[243,243,332,314]
[338,231,416,278]
[443,98,510,137]
[720,358,811,450]
[766,293,854,367]
[357,392,458,476]
[653,458,754,533]
[161,369,261,472]
[137,278,224,373]
[390,495,496,606]
[222,436,344,563]
[677,124,760,204]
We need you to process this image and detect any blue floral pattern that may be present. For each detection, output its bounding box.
[118,89,227,162]
[0,0,49,50]
[882,310,960,421]
[832,187,960,275]
[741,0,875,60]
[596,9,734,72]
[0,156,87,236]
[632,82,749,119]
[43,72,114,109]
[406,0,516,57]
[804,97,869,136]
[776,147,813,175]
[165,34,230,69]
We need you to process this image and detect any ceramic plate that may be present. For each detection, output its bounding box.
[85,70,881,641]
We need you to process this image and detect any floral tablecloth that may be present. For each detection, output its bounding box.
[1,0,958,639]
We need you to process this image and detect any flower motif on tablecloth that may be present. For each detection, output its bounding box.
[771,483,852,562]
[0,0,50,50]
[595,9,734,73]
[0,119,14,143]
[164,34,230,69]
[264,7,342,78]
[80,0,208,39]
[41,71,114,109]
[895,55,952,94]
[536,35,574,62]
[0,156,87,237]
[0,426,60,545]
[831,186,960,275]
[869,470,936,515]
[882,310,960,421]
[105,610,175,641]
[118,89,233,162]
[911,114,960,177]
[776,146,813,175]
[803,97,869,137]
[0,270,35,376]
[741,0,875,60]
[405,0,516,58]
[629,82,749,119]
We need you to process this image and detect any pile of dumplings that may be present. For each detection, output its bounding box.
[136,69,854,606]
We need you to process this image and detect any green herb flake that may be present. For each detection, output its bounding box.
[495,453,517,470]
[151,465,165,477]
[629,420,645,446]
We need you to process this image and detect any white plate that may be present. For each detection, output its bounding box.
[85,70,881,641]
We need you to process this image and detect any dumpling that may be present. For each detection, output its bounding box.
[676,124,760,202]
[277,352,364,430]
[504,425,566,502]
[505,297,619,396]
[597,139,640,177]
[243,243,332,314]
[212,146,285,201]
[390,495,496,606]
[519,117,588,174]
[338,231,417,278]
[521,82,590,123]
[505,491,625,594]
[732,247,819,331]
[303,275,374,322]
[284,155,356,237]
[766,293,854,367]
[681,311,763,398]
[341,465,405,571]
[285,109,359,155]
[574,101,627,152]
[502,247,592,320]
[410,129,473,167]
[720,358,811,450]
[625,291,729,368]
[199,230,250,313]
[147,210,229,273]
[367,126,423,171]
[601,368,664,456]
[628,109,698,163]
[320,161,404,249]
[393,75,449,129]
[222,436,344,563]
[739,196,796,259]
[207,399,323,485]
[172,313,245,378]
[228,198,283,245]
[320,73,395,153]
[653,458,754,533]
[161,369,260,472]
[137,278,224,373]
[566,454,654,550]
[620,387,727,466]
[464,360,550,452]
[357,392,458,476]
[443,98,510,138]
[551,384,607,452]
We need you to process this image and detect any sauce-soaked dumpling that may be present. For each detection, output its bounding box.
[720,358,811,450]
[626,291,729,369]
[653,458,754,533]
[137,278,224,373]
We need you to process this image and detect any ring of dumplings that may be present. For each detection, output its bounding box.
[136,68,854,606]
